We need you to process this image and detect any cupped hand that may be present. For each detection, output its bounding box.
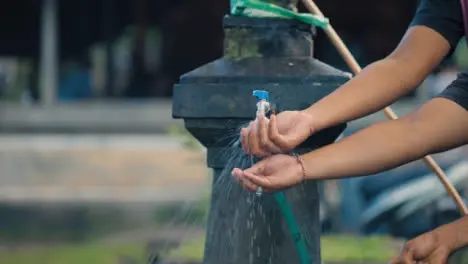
[232,154,304,193]
[390,230,450,264]
[241,110,315,157]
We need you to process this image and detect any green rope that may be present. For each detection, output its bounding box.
[274,191,310,264]
[231,0,329,29]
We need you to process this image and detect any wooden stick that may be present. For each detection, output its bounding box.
[302,0,468,215]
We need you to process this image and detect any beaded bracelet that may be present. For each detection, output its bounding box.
[292,153,307,182]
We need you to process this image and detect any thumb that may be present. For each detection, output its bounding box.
[245,159,266,175]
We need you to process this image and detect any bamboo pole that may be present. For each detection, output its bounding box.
[302,0,468,215]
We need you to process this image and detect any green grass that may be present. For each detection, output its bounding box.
[166,125,202,150]
[321,235,398,262]
[167,235,400,262]
[0,243,146,264]
[0,235,401,264]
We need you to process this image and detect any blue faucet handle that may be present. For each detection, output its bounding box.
[253,90,269,101]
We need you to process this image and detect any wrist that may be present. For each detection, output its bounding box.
[435,216,468,251]
[301,106,326,133]
[298,109,318,135]
[293,153,307,182]
[298,153,319,180]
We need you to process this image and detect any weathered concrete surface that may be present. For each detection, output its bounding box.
[0,134,209,203]
[0,100,182,134]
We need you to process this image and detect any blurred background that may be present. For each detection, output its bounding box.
[1,0,468,263]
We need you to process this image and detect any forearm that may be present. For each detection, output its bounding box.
[304,58,422,131]
[302,117,426,180]
[303,26,451,132]
[301,98,468,180]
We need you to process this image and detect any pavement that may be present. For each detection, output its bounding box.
[0,134,210,203]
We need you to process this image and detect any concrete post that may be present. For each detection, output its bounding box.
[39,0,59,106]
[173,16,349,264]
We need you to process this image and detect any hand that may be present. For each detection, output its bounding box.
[232,154,304,193]
[241,110,315,157]
[390,230,450,264]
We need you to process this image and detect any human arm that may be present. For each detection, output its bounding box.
[233,96,468,191]
[304,0,465,131]
[243,25,455,156]
[303,25,451,132]
[242,0,464,157]
[302,97,468,181]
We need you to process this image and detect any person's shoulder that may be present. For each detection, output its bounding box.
[418,0,461,12]
[411,0,464,50]
[413,0,462,24]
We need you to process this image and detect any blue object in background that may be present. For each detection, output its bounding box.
[58,69,93,101]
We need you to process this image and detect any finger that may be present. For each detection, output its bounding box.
[248,121,257,155]
[259,115,280,153]
[232,168,257,191]
[248,120,262,157]
[239,175,258,192]
[268,114,291,151]
[232,168,274,193]
[240,127,249,154]
[244,160,266,175]
[243,171,277,190]
[250,118,270,157]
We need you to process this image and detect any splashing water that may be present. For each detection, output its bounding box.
[155,118,321,264]
[200,123,320,264]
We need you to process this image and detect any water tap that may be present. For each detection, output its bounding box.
[252,90,271,197]
[253,90,271,118]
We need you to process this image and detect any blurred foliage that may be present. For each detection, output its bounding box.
[166,236,206,261]
[0,59,32,102]
[0,243,145,264]
[449,247,468,264]
[166,235,401,262]
[0,205,129,244]
[154,192,211,227]
[166,125,203,151]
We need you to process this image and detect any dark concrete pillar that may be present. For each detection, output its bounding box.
[173,15,349,264]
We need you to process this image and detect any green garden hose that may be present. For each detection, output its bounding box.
[253,90,311,264]
[274,192,310,264]
[231,0,329,29]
